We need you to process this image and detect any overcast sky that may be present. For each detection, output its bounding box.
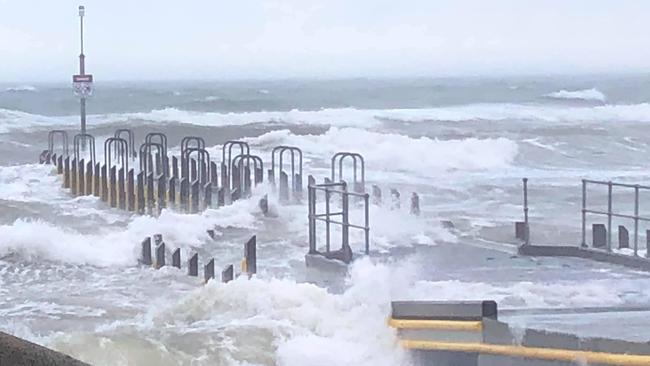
[1,0,650,81]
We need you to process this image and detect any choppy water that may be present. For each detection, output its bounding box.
[2,76,650,365]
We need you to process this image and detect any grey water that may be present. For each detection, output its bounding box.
[2,75,650,365]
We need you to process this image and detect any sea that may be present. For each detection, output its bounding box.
[2,75,650,365]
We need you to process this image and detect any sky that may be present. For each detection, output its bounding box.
[1,0,650,81]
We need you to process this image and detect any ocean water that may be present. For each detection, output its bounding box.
[2,76,650,365]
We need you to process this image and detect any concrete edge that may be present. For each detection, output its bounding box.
[0,331,89,366]
[518,244,650,272]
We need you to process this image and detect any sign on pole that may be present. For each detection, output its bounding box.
[73,74,93,97]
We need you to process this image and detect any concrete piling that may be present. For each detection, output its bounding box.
[243,235,257,275]
[222,264,234,283]
[127,169,135,211]
[63,157,70,188]
[109,166,117,208]
[157,175,166,211]
[85,161,93,195]
[155,242,165,269]
[118,168,126,210]
[101,165,108,201]
[172,156,179,179]
[70,158,78,195]
[279,171,289,203]
[204,258,215,283]
[136,172,145,214]
[179,178,189,212]
[203,182,212,210]
[217,187,225,207]
[188,253,198,276]
[93,163,100,197]
[141,237,152,266]
[168,177,176,207]
[57,155,64,175]
[172,248,181,269]
[210,161,218,185]
[190,181,200,213]
[372,185,382,205]
[190,158,197,182]
[410,192,420,216]
[593,224,607,248]
[146,173,154,214]
[619,225,630,249]
[207,229,216,240]
[77,159,85,195]
[391,188,401,210]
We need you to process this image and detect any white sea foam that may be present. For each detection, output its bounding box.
[247,128,519,174]
[4,85,37,92]
[545,88,606,102]
[0,199,260,266]
[5,101,650,133]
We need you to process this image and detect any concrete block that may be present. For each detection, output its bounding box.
[172,248,180,269]
[391,301,498,321]
[222,264,234,283]
[204,258,214,283]
[155,242,165,269]
[188,253,198,277]
[593,224,607,248]
[619,225,629,249]
[141,237,152,266]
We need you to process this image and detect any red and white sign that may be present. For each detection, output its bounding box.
[72,74,93,97]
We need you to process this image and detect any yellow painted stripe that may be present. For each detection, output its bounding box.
[388,319,482,332]
[401,340,650,366]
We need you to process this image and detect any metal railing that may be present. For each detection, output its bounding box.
[582,179,650,256]
[308,176,370,257]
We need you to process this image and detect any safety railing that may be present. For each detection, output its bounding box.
[582,179,650,256]
[308,176,370,260]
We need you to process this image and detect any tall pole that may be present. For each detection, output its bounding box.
[78,5,86,147]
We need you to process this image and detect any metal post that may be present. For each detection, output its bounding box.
[325,187,331,252]
[342,182,349,249]
[634,185,639,256]
[581,179,587,247]
[607,181,613,252]
[364,193,370,255]
[523,178,529,245]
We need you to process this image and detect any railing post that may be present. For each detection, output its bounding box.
[581,179,587,247]
[364,193,370,255]
[523,178,529,246]
[325,186,331,253]
[607,181,613,252]
[634,185,639,257]
[342,182,349,249]
[308,175,316,254]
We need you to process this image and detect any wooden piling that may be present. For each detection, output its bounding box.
[188,253,198,276]
[100,165,108,202]
[77,159,85,196]
[204,258,215,284]
[157,175,166,212]
[244,235,257,275]
[127,169,135,212]
[222,264,234,283]
[155,242,165,269]
[118,168,126,210]
[141,237,152,266]
[93,163,100,197]
[70,158,78,195]
[63,157,70,188]
[190,181,200,213]
[146,173,154,215]
[203,182,212,210]
[172,248,181,268]
[85,161,93,195]
[57,155,64,175]
[109,166,117,208]
[136,172,145,214]
[167,177,176,207]
[172,156,179,179]
[180,178,189,212]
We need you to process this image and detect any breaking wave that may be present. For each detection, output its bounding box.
[4,85,37,92]
[248,128,519,173]
[6,102,650,133]
[544,88,606,102]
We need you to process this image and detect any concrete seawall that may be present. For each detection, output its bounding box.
[0,331,89,366]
